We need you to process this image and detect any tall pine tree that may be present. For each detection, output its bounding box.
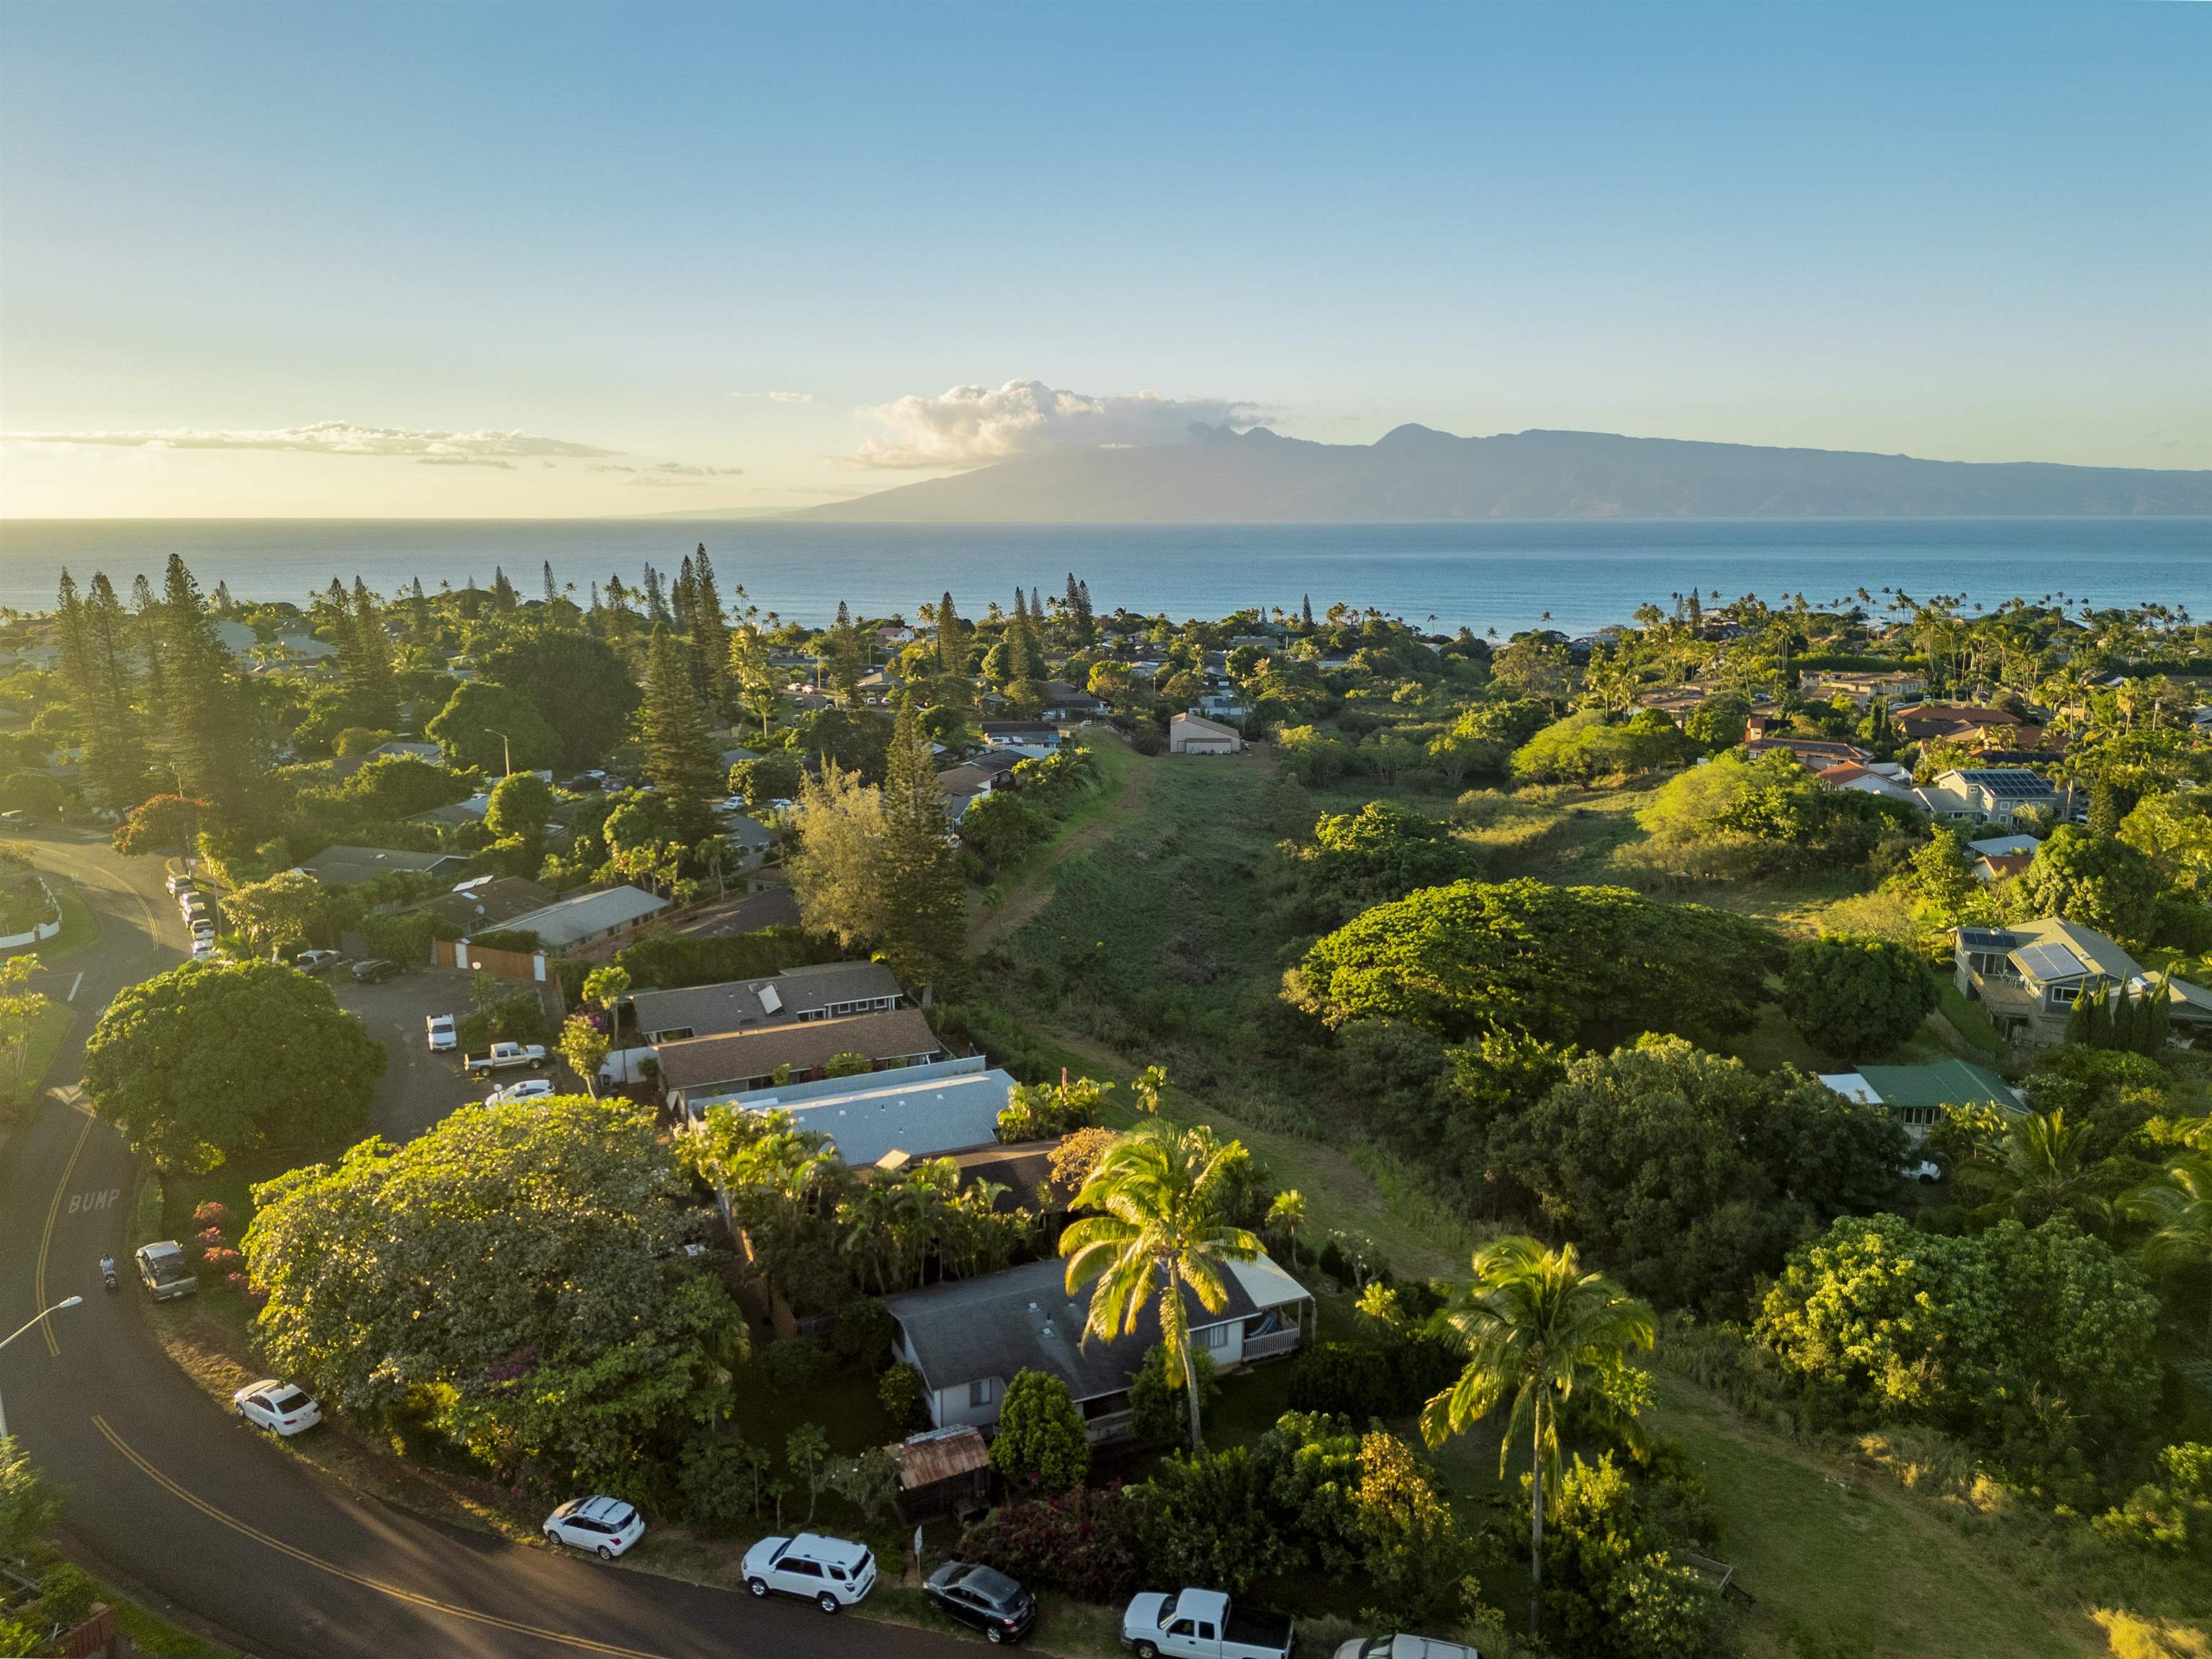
[156,555,258,824]
[876,699,965,991]
[688,544,732,715]
[55,572,151,812]
[636,624,722,840]
[346,579,398,728]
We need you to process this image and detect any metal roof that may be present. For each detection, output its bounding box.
[493,884,668,946]
[692,1059,1015,1166]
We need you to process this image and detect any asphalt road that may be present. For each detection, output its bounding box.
[0,830,974,1659]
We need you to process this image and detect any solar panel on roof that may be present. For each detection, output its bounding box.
[1959,770,2052,799]
[2015,942,2087,981]
[1960,927,2018,949]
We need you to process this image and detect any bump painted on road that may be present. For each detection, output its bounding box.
[92,1416,673,1658]
[35,1109,95,1355]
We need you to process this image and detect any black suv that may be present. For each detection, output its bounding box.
[925,1561,1036,1645]
[350,957,402,984]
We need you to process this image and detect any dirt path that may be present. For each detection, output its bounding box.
[968,746,1151,954]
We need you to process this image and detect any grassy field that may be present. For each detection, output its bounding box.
[968,748,2141,1658]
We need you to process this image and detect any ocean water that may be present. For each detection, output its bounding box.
[1,518,2207,637]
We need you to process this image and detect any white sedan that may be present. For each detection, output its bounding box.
[487,1076,557,1105]
[544,1496,644,1559]
[233,1379,323,1436]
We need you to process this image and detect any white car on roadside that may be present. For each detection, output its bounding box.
[543,1496,644,1559]
[425,1013,457,1052]
[487,1077,557,1105]
[190,939,218,960]
[742,1533,876,1613]
[233,1379,323,1437]
[1334,1640,1482,1659]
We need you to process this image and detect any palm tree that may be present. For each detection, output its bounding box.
[1264,1189,1306,1262]
[2122,1151,2212,1346]
[1419,1236,1655,1637]
[1060,1120,1260,1455]
[1959,1108,2107,1228]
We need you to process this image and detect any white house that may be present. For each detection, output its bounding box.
[1169,712,1245,755]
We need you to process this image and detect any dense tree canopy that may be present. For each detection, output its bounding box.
[1781,934,1936,1058]
[1275,800,1483,927]
[426,680,560,774]
[1755,1212,2160,1472]
[2012,826,2159,945]
[1511,709,1686,784]
[84,959,385,1172]
[1491,1037,1907,1312]
[1286,878,1782,1048]
[475,627,639,770]
[245,1095,745,1493]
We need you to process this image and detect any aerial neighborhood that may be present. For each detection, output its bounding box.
[4,558,2211,1659]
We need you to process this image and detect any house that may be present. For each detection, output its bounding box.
[937,762,1004,820]
[657,1006,945,1111]
[892,1426,993,1524]
[978,721,1061,750]
[1799,668,1927,707]
[1169,713,1245,755]
[1742,737,1872,770]
[1043,680,1105,719]
[367,739,443,764]
[493,884,669,950]
[680,1054,1012,1162]
[1820,1060,2023,1142]
[1195,691,1249,721]
[298,844,467,886]
[1966,832,2041,858]
[886,1252,1313,1439]
[1927,768,2070,827]
[715,808,775,867]
[1954,917,2212,1048]
[1815,762,1923,806]
[631,960,905,1043]
[1896,703,2022,745]
[402,875,555,931]
[1973,852,2035,883]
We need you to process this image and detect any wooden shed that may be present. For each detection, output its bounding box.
[893,1426,993,1524]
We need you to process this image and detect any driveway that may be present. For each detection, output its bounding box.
[0,831,976,1659]
[331,963,499,1139]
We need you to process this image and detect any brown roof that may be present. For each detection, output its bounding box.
[1977,853,2034,879]
[950,1139,1058,1210]
[656,1006,943,1092]
[896,1426,989,1491]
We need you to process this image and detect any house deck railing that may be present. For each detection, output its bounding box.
[1241,1328,1303,1362]
[1082,1410,1136,1444]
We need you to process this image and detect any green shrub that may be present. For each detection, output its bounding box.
[989,1370,1092,1495]
[1287,1341,1398,1421]
[1130,1343,1218,1447]
[878,1362,930,1432]
[763,1335,830,1393]
[831,1298,894,1368]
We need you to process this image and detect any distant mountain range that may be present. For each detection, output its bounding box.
[791,426,2212,522]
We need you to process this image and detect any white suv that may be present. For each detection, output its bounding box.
[543,1496,644,1559]
[742,1532,876,1614]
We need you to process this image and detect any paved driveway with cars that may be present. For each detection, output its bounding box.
[328,963,498,1138]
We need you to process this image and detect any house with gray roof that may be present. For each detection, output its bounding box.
[298,844,466,886]
[631,961,904,1043]
[493,884,668,950]
[682,1053,1013,1164]
[1954,917,2212,1048]
[886,1252,1311,1439]
[657,1005,944,1110]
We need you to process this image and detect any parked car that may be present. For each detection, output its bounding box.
[295,949,341,973]
[233,1379,323,1437]
[1332,1638,1482,1659]
[925,1560,1037,1644]
[351,958,402,984]
[190,920,217,942]
[487,1076,556,1105]
[742,1533,876,1614]
[166,871,197,896]
[1121,1590,1293,1659]
[464,1040,547,1079]
[542,1496,644,1560]
[1,809,28,830]
[425,1013,457,1051]
[190,939,218,961]
[134,1241,198,1301]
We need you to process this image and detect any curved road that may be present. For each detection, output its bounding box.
[0,830,970,1659]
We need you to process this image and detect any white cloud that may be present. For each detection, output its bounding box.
[1,419,616,460]
[845,378,1268,469]
[732,390,814,403]
[589,461,745,480]
[417,455,516,469]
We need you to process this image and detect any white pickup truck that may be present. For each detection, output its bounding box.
[464,1040,548,1079]
[1122,1590,1293,1659]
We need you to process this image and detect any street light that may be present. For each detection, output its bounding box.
[486,728,513,778]
[0,1296,83,1439]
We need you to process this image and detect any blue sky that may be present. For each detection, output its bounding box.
[2,2,2205,516]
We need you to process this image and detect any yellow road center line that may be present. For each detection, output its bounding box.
[36,1110,94,1355]
[92,1416,672,1658]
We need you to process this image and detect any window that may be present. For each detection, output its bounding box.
[785,1560,822,1579]
[2049,985,2082,1007]
[1197,1624,1216,1642]
[968,1377,995,1408]
[1196,1322,1231,1352]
